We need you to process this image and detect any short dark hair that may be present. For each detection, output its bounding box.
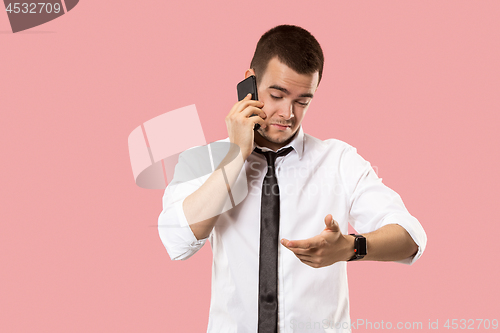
[250,25,324,87]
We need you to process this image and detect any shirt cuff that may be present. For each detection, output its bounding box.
[175,199,209,258]
[158,198,209,261]
[389,216,427,265]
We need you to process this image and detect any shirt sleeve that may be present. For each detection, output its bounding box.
[157,151,211,261]
[340,146,427,265]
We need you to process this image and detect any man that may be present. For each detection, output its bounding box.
[158,25,426,333]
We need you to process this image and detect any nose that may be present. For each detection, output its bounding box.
[276,101,294,120]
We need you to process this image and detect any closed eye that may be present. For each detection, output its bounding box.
[271,94,309,106]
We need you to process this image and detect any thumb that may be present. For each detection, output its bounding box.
[324,214,340,232]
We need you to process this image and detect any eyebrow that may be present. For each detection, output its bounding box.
[268,85,314,98]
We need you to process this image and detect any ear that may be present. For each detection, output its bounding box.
[245,68,256,79]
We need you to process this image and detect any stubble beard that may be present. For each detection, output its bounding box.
[256,124,298,146]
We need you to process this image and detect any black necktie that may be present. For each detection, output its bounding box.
[255,146,294,333]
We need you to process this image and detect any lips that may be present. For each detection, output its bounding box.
[4,0,79,33]
[271,123,291,130]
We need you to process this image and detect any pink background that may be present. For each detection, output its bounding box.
[1,1,499,332]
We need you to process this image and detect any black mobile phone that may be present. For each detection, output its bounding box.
[237,75,261,130]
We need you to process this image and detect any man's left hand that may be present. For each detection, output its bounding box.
[281,214,354,268]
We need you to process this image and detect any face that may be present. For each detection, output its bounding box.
[247,57,319,151]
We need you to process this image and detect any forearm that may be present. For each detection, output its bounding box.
[184,150,246,240]
[355,224,418,262]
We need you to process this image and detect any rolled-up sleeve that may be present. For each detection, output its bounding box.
[158,154,210,261]
[341,146,427,265]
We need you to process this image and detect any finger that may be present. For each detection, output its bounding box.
[297,256,313,263]
[292,250,313,258]
[251,107,268,122]
[239,107,267,129]
[324,214,340,232]
[237,97,264,113]
[282,236,321,249]
[240,104,266,119]
[239,93,254,104]
[229,102,264,121]
[252,116,267,129]
[228,96,263,117]
[282,243,313,256]
[298,257,317,268]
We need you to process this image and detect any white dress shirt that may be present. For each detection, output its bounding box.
[158,126,427,333]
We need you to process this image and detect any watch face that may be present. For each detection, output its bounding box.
[357,237,367,256]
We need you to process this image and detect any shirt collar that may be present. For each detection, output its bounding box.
[252,126,305,160]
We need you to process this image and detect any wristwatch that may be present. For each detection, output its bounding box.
[348,234,367,261]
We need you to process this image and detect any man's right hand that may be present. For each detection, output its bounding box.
[225,93,267,160]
